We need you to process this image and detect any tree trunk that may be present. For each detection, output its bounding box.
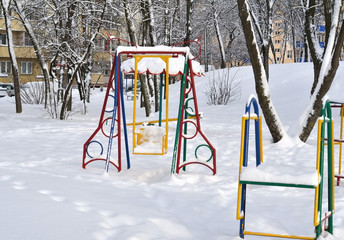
[147,0,157,46]
[237,0,285,142]
[48,52,59,119]
[14,1,52,109]
[2,0,22,113]
[204,27,208,72]
[291,23,297,63]
[212,1,226,68]
[304,0,322,95]
[184,0,193,46]
[60,70,74,120]
[124,0,138,44]
[299,18,344,142]
[140,0,148,46]
[163,0,170,45]
[169,0,180,45]
[139,74,151,117]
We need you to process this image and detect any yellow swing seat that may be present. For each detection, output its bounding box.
[134,124,167,155]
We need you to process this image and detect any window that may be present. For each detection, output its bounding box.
[275,31,282,36]
[93,61,110,75]
[275,48,281,53]
[287,50,293,59]
[275,40,281,44]
[94,38,105,51]
[0,61,11,74]
[0,33,6,45]
[24,32,33,46]
[21,61,32,74]
[276,57,281,63]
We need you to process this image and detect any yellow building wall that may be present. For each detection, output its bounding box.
[0,16,118,86]
[269,19,296,64]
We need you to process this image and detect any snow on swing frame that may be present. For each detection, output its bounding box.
[118,39,203,155]
[82,35,216,175]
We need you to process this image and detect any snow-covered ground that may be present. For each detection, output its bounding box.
[0,62,343,240]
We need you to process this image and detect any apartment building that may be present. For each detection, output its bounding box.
[0,14,40,84]
[270,19,296,64]
[0,11,117,87]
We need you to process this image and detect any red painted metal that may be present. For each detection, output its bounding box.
[171,36,202,60]
[105,34,137,58]
[116,60,122,172]
[118,51,186,56]
[84,37,215,174]
[335,174,344,186]
[321,211,332,231]
[82,55,120,171]
[325,138,344,143]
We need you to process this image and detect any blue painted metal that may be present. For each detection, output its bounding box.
[105,54,119,172]
[317,25,325,32]
[105,94,115,113]
[119,62,131,169]
[240,96,262,238]
[86,140,104,159]
[244,97,261,167]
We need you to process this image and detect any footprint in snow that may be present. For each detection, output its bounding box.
[0,175,13,181]
[38,189,66,202]
[74,201,93,213]
[12,181,27,190]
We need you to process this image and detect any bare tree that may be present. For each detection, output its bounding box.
[237,0,285,142]
[13,0,52,110]
[237,0,344,143]
[211,0,227,68]
[1,0,22,113]
[123,0,139,44]
[184,0,193,45]
[297,0,344,141]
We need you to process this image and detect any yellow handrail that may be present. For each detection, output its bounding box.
[236,117,247,220]
[244,231,315,239]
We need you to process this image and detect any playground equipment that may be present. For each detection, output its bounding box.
[329,101,344,186]
[82,37,216,174]
[236,96,335,239]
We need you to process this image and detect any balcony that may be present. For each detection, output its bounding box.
[0,45,36,59]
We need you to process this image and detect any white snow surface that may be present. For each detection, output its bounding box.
[1,62,344,240]
[121,55,204,76]
[240,164,320,186]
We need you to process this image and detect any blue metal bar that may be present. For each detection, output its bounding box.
[240,96,262,238]
[105,55,119,172]
[119,61,131,169]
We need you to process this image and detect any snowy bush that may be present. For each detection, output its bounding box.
[20,81,45,104]
[205,68,240,105]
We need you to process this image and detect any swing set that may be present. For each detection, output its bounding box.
[236,96,335,239]
[82,36,216,175]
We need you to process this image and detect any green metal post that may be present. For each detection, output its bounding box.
[171,57,189,174]
[316,101,335,237]
[326,102,334,234]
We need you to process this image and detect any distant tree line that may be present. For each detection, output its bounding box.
[1,0,343,144]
